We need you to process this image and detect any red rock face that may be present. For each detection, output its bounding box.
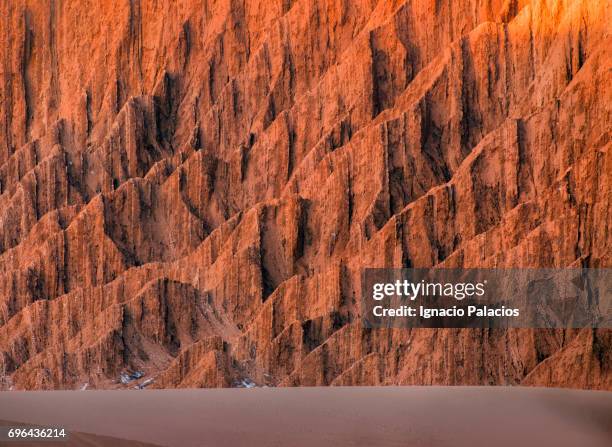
[0,0,610,390]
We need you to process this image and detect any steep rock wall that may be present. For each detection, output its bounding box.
[0,0,610,390]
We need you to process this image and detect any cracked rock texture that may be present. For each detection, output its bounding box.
[0,0,610,390]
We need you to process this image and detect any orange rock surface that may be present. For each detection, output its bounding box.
[0,0,610,390]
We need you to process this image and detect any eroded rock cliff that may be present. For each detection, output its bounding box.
[0,0,610,390]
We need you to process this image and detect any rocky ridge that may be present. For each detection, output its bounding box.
[0,0,610,390]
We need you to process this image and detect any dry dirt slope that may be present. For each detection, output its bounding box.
[0,0,610,390]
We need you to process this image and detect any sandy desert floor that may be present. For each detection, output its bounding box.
[0,387,610,447]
